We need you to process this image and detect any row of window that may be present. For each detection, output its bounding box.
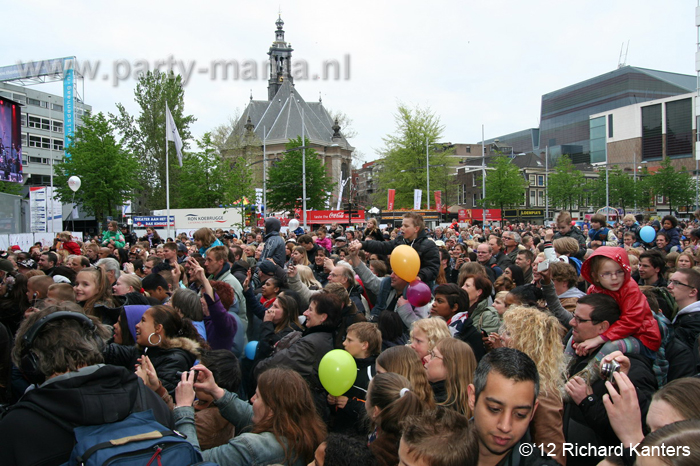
[26,115,63,133]
[27,135,63,151]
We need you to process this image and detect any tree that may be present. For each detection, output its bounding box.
[111,71,196,212]
[646,157,696,214]
[484,154,528,212]
[590,166,638,213]
[266,136,335,213]
[548,155,585,211]
[175,133,254,209]
[54,111,140,221]
[375,104,452,209]
[0,181,22,196]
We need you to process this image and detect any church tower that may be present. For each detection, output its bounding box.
[267,15,294,100]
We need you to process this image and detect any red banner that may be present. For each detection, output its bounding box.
[306,210,365,224]
[458,209,501,221]
[434,191,442,212]
[387,189,395,211]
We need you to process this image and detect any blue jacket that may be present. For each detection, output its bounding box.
[661,226,680,252]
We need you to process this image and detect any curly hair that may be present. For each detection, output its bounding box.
[501,306,566,398]
[410,318,450,354]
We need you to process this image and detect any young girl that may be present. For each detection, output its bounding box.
[578,247,662,373]
[74,267,118,324]
[315,226,332,252]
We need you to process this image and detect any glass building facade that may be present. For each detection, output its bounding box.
[536,67,694,165]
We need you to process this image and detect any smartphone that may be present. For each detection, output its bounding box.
[176,370,199,382]
[481,330,488,338]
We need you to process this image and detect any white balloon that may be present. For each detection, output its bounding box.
[288,219,300,230]
[68,176,81,192]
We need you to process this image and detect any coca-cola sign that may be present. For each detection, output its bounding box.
[306,210,365,224]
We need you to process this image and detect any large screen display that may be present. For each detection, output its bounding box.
[0,98,23,183]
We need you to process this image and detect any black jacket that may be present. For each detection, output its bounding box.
[330,356,376,435]
[554,226,587,260]
[361,229,440,283]
[103,337,200,395]
[454,315,486,362]
[0,365,173,466]
[674,311,700,352]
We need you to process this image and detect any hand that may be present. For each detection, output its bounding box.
[335,396,348,409]
[171,263,181,284]
[397,296,409,308]
[323,257,334,273]
[327,394,337,405]
[545,229,554,242]
[539,266,551,285]
[349,240,363,253]
[485,332,503,350]
[565,375,592,405]
[243,268,252,290]
[575,336,604,356]
[191,364,225,401]
[174,370,197,408]
[123,262,135,274]
[600,351,631,375]
[135,355,160,392]
[287,264,297,278]
[602,371,644,445]
[200,297,210,317]
[264,307,275,322]
[187,257,206,283]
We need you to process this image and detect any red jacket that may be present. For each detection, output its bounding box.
[580,246,661,351]
[62,241,81,255]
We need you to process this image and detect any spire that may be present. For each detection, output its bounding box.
[267,15,294,100]
[244,115,254,133]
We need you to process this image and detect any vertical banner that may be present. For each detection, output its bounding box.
[434,191,442,212]
[30,187,47,232]
[413,189,422,210]
[63,58,75,156]
[387,189,395,211]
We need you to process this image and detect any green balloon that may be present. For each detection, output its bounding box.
[318,349,358,397]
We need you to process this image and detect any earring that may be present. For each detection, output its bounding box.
[148,332,162,346]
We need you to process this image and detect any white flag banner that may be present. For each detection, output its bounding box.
[166,103,183,167]
[413,189,422,210]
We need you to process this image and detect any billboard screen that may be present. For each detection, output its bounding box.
[0,98,23,183]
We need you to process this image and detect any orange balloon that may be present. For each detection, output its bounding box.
[390,245,420,282]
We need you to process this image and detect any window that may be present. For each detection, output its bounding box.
[28,135,41,147]
[21,133,27,145]
[28,116,42,129]
[656,194,664,205]
[608,114,614,138]
[530,190,536,206]
[53,139,63,151]
[537,175,544,186]
[472,174,477,187]
[27,97,40,106]
[52,121,63,133]
[51,103,63,111]
[589,116,606,164]
[642,104,662,160]
[538,190,544,206]
[41,118,50,131]
[666,98,692,158]
[13,94,26,104]
[473,193,479,207]
[529,175,536,186]
[466,146,471,154]
[29,156,49,164]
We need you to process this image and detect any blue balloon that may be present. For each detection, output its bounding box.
[640,225,656,243]
[244,341,259,360]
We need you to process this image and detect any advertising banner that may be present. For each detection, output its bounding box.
[306,210,365,224]
[387,189,395,211]
[434,191,442,212]
[413,189,422,210]
[132,216,175,228]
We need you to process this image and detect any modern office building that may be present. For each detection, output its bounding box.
[0,81,91,192]
[487,66,696,165]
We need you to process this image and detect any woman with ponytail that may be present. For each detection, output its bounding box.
[365,372,427,466]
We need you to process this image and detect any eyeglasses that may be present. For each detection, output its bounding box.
[427,350,443,360]
[599,270,625,280]
[669,279,695,290]
[571,313,598,324]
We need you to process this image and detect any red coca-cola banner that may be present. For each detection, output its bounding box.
[387,189,395,211]
[306,210,365,224]
[458,209,502,221]
[434,191,442,212]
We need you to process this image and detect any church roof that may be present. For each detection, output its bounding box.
[238,80,354,151]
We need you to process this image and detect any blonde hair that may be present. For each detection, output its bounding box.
[410,318,450,353]
[296,264,322,289]
[553,237,579,256]
[376,346,435,408]
[501,306,566,398]
[623,214,636,222]
[677,252,696,268]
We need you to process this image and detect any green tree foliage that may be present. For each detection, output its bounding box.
[590,166,638,213]
[484,154,528,212]
[547,155,585,211]
[54,111,140,221]
[646,157,696,213]
[0,181,22,196]
[266,136,334,213]
[111,71,195,212]
[176,133,254,209]
[376,104,452,209]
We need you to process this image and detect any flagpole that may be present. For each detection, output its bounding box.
[166,104,171,240]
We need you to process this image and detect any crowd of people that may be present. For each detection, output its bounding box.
[1,211,700,465]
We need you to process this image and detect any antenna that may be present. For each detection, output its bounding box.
[618,40,629,69]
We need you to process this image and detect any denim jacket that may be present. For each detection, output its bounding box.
[174,390,306,466]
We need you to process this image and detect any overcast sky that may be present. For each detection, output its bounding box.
[2,1,696,164]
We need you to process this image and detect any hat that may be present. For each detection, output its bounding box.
[177,243,188,252]
[18,258,35,269]
[335,237,347,243]
[434,240,445,247]
[258,261,277,275]
[9,245,20,251]
[0,259,14,273]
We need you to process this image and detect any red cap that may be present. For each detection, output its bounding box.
[9,245,20,251]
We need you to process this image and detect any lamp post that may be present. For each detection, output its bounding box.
[426,138,430,211]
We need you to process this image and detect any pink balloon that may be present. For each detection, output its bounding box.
[406,280,432,307]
